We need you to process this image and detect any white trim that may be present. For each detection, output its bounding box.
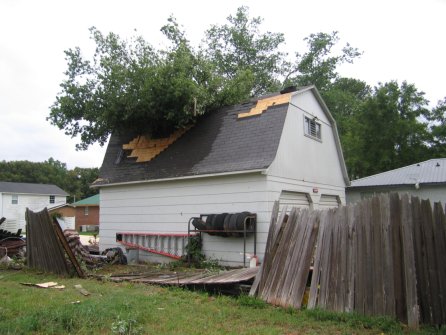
[93,169,266,188]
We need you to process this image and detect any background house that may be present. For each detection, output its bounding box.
[0,181,68,232]
[347,158,446,204]
[73,194,100,232]
[93,86,349,266]
[47,203,76,231]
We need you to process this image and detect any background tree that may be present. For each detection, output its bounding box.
[48,21,214,149]
[0,159,99,202]
[429,98,446,157]
[322,78,371,178]
[48,6,444,180]
[204,6,289,100]
[285,31,362,92]
[354,81,433,177]
[48,7,295,150]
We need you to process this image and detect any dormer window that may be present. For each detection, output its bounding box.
[304,116,321,140]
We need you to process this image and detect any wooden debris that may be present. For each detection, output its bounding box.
[109,267,258,286]
[21,282,65,289]
[74,284,90,296]
[25,208,84,277]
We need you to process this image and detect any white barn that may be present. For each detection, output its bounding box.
[0,182,68,232]
[93,86,349,266]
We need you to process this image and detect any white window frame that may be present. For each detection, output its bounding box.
[84,207,89,216]
[304,116,322,141]
[11,194,18,205]
[49,195,55,204]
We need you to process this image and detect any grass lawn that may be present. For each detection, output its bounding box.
[0,267,442,335]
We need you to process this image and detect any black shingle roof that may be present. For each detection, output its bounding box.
[0,182,68,195]
[95,97,289,186]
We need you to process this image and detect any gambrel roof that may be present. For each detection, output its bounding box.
[94,86,349,187]
[0,181,68,196]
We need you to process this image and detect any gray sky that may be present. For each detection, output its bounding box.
[1,0,445,169]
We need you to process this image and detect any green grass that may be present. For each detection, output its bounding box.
[0,268,443,335]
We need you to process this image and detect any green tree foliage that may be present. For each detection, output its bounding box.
[204,6,289,99]
[48,7,293,150]
[48,21,215,149]
[321,78,371,178]
[351,81,433,178]
[0,159,99,202]
[286,32,362,91]
[429,98,446,156]
[48,6,445,179]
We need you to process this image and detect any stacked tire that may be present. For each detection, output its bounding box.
[193,212,253,237]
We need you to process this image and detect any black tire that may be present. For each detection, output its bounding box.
[229,213,239,236]
[205,214,216,235]
[213,213,227,231]
[223,213,232,232]
[192,218,206,230]
[213,213,228,236]
[236,212,251,230]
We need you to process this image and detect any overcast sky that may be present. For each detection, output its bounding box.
[1,0,445,170]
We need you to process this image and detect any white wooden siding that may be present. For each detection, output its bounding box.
[266,175,345,209]
[278,190,311,213]
[0,193,66,232]
[99,173,271,266]
[56,216,75,231]
[319,194,340,209]
[267,90,347,189]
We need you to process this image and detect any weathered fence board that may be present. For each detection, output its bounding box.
[26,208,71,275]
[400,194,419,328]
[250,201,279,296]
[433,202,446,323]
[371,196,383,316]
[346,205,356,313]
[308,210,328,309]
[381,194,395,318]
[252,193,446,327]
[421,199,441,325]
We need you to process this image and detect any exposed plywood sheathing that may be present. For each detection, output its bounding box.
[238,93,292,119]
[123,126,192,163]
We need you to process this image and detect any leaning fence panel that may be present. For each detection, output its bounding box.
[252,193,446,328]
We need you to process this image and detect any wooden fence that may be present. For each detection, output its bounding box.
[26,208,84,277]
[250,193,446,328]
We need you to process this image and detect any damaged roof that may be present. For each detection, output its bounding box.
[94,91,291,186]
